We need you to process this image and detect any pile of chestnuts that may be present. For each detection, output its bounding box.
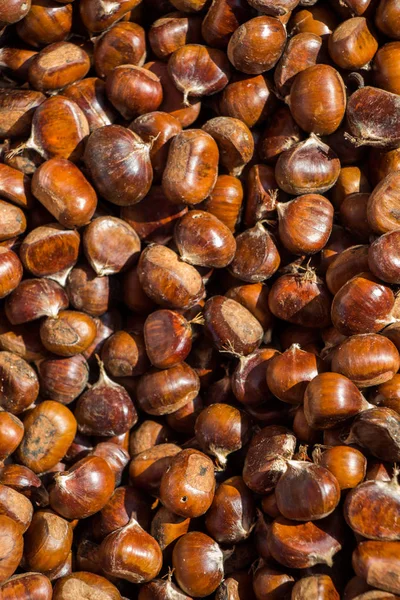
[0,0,399,596]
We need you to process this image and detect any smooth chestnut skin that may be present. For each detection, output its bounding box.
[339,192,372,243]
[275,136,340,196]
[16,0,72,48]
[40,310,97,356]
[0,351,39,414]
[195,403,251,465]
[201,0,251,49]
[100,517,162,584]
[144,310,192,369]
[331,165,371,209]
[231,348,279,406]
[160,448,215,517]
[375,49,400,94]
[27,96,89,162]
[202,175,243,232]
[0,248,23,299]
[375,0,400,38]
[227,16,287,74]
[368,230,400,284]
[102,330,148,377]
[0,200,26,242]
[328,17,378,70]
[0,318,47,362]
[278,194,334,255]
[137,362,200,415]
[5,278,69,325]
[173,532,224,597]
[162,129,219,206]
[168,44,231,102]
[175,210,236,268]
[267,344,321,404]
[288,5,338,38]
[83,216,140,277]
[0,411,24,461]
[53,572,122,600]
[63,78,117,132]
[79,0,139,33]
[17,401,77,473]
[151,506,190,552]
[243,426,296,494]
[275,461,341,521]
[252,565,294,600]
[367,172,400,234]
[28,41,90,93]
[331,273,396,336]
[304,372,369,429]
[149,13,202,59]
[291,575,339,600]
[229,222,280,282]
[326,245,370,295]
[244,164,279,227]
[20,225,80,278]
[218,73,277,128]
[331,334,400,387]
[268,272,332,329]
[50,456,115,519]
[352,541,400,594]
[0,89,45,140]
[91,442,130,487]
[268,512,345,569]
[93,485,151,540]
[129,443,181,495]
[106,65,162,121]
[37,354,89,405]
[205,475,255,543]
[0,163,33,209]
[94,22,146,78]
[344,477,400,540]
[274,32,323,97]
[288,65,346,135]
[259,106,301,164]
[0,572,53,600]
[138,244,205,310]
[66,263,113,317]
[204,295,264,356]
[317,446,367,490]
[84,125,152,207]
[371,373,400,414]
[345,407,400,462]
[0,515,23,582]
[32,158,97,228]
[24,510,73,573]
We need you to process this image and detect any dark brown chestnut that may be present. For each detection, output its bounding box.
[144,310,192,369]
[229,222,280,282]
[37,354,89,404]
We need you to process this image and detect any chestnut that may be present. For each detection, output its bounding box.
[102,330,148,377]
[367,172,400,234]
[218,74,277,128]
[304,372,370,429]
[229,222,280,282]
[50,455,115,519]
[331,165,371,209]
[0,248,23,299]
[40,310,97,357]
[52,571,122,600]
[100,518,162,584]
[149,13,202,59]
[168,44,231,103]
[172,532,224,597]
[138,244,205,310]
[17,401,77,473]
[291,575,339,599]
[274,32,323,97]
[129,443,181,495]
[345,407,400,462]
[0,572,53,600]
[24,510,73,573]
[0,351,39,414]
[0,200,26,242]
[0,163,33,209]
[151,506,190,554]
[106,65,162,120]
[227,17,287,74]
[130,420,171,456]
[20,225,80,280]
[352,541,400,594]
[205,475,255,543]
[0,410,24,461]
[202,174,243,233]
[288,65,346,135]
[63,77,117,133]
[28,42,90,93]
[66,263,114,317]
[202,116,254,177]
[231,347,279,406]
[0,484,33,533]
[162,129,219,206]
[201,0,251,49]
[374,43,400,97]
[84,125,152,207]
[95,22,146,78]
[0,89,45,140]
[144,310,192,369]
[368,230,400,284]
[0,515,23,582]
[326,245,370,295]
[32,158,97,228]
[328,17,378,70]
[331,333,400,387]
[226,283,274,336]
[243,426,296,494]
[160,448,215,517]
[93,485,151,541]
[139,579,191,600]
[316,445,367,489]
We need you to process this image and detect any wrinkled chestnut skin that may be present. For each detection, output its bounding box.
[84,125,152,207]
[160,448,215,517]
[243,426,296,494]
[162,129,219,205]
[352,541,400,594]
[203,295,263,356]
[288,65,346,135]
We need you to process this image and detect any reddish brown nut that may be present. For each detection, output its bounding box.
[79,0,140,33]
[66,263,114,317]
[138,245,205,310]
[37,354,89,405]
[162,129,219,205]
[32,158,97,228]
[40,310,97,356]
[345,407,400,462]
[5,279,68,325]
[28,42,90,93]
[94,22,146,78]
[63,77,117,132]
[201,0,251,49]
[106,65,162,120]
[129,420,171,456]
[0,572,53,600]
[225,283,274,335]
[231,347,279,406]
[101,330,148,377]
[274,32,323,97]
[144,310,192,369]
[316,446,367,490]
[352,541,400,595]
[50,455,115,519]
[218,74,277,128]
[17,401,77,473]
[52,572,122,600]
[0,200,26,242]
[202,116,253,176]
[368,230,400,284]
[0,248,23,299]
[0,89,45,140]
[20,225,80,279]
[129,443,181,495]
[326,245,370,295]
[0,411,24,461]
[0,515,23,582]
[229,223,280,282]
[92,485,151,541]
[149,13,202,59]
[0,163,33,209]
[328,17,378,70]
[291,575,339,600]
[201,175,243,232]
[24,510,73,573]
[16,0,72,48]
[0,351,39,414]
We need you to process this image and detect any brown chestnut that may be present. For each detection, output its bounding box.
[144,310,192,369]
[24,510,73,573]
[40,310,97,357]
